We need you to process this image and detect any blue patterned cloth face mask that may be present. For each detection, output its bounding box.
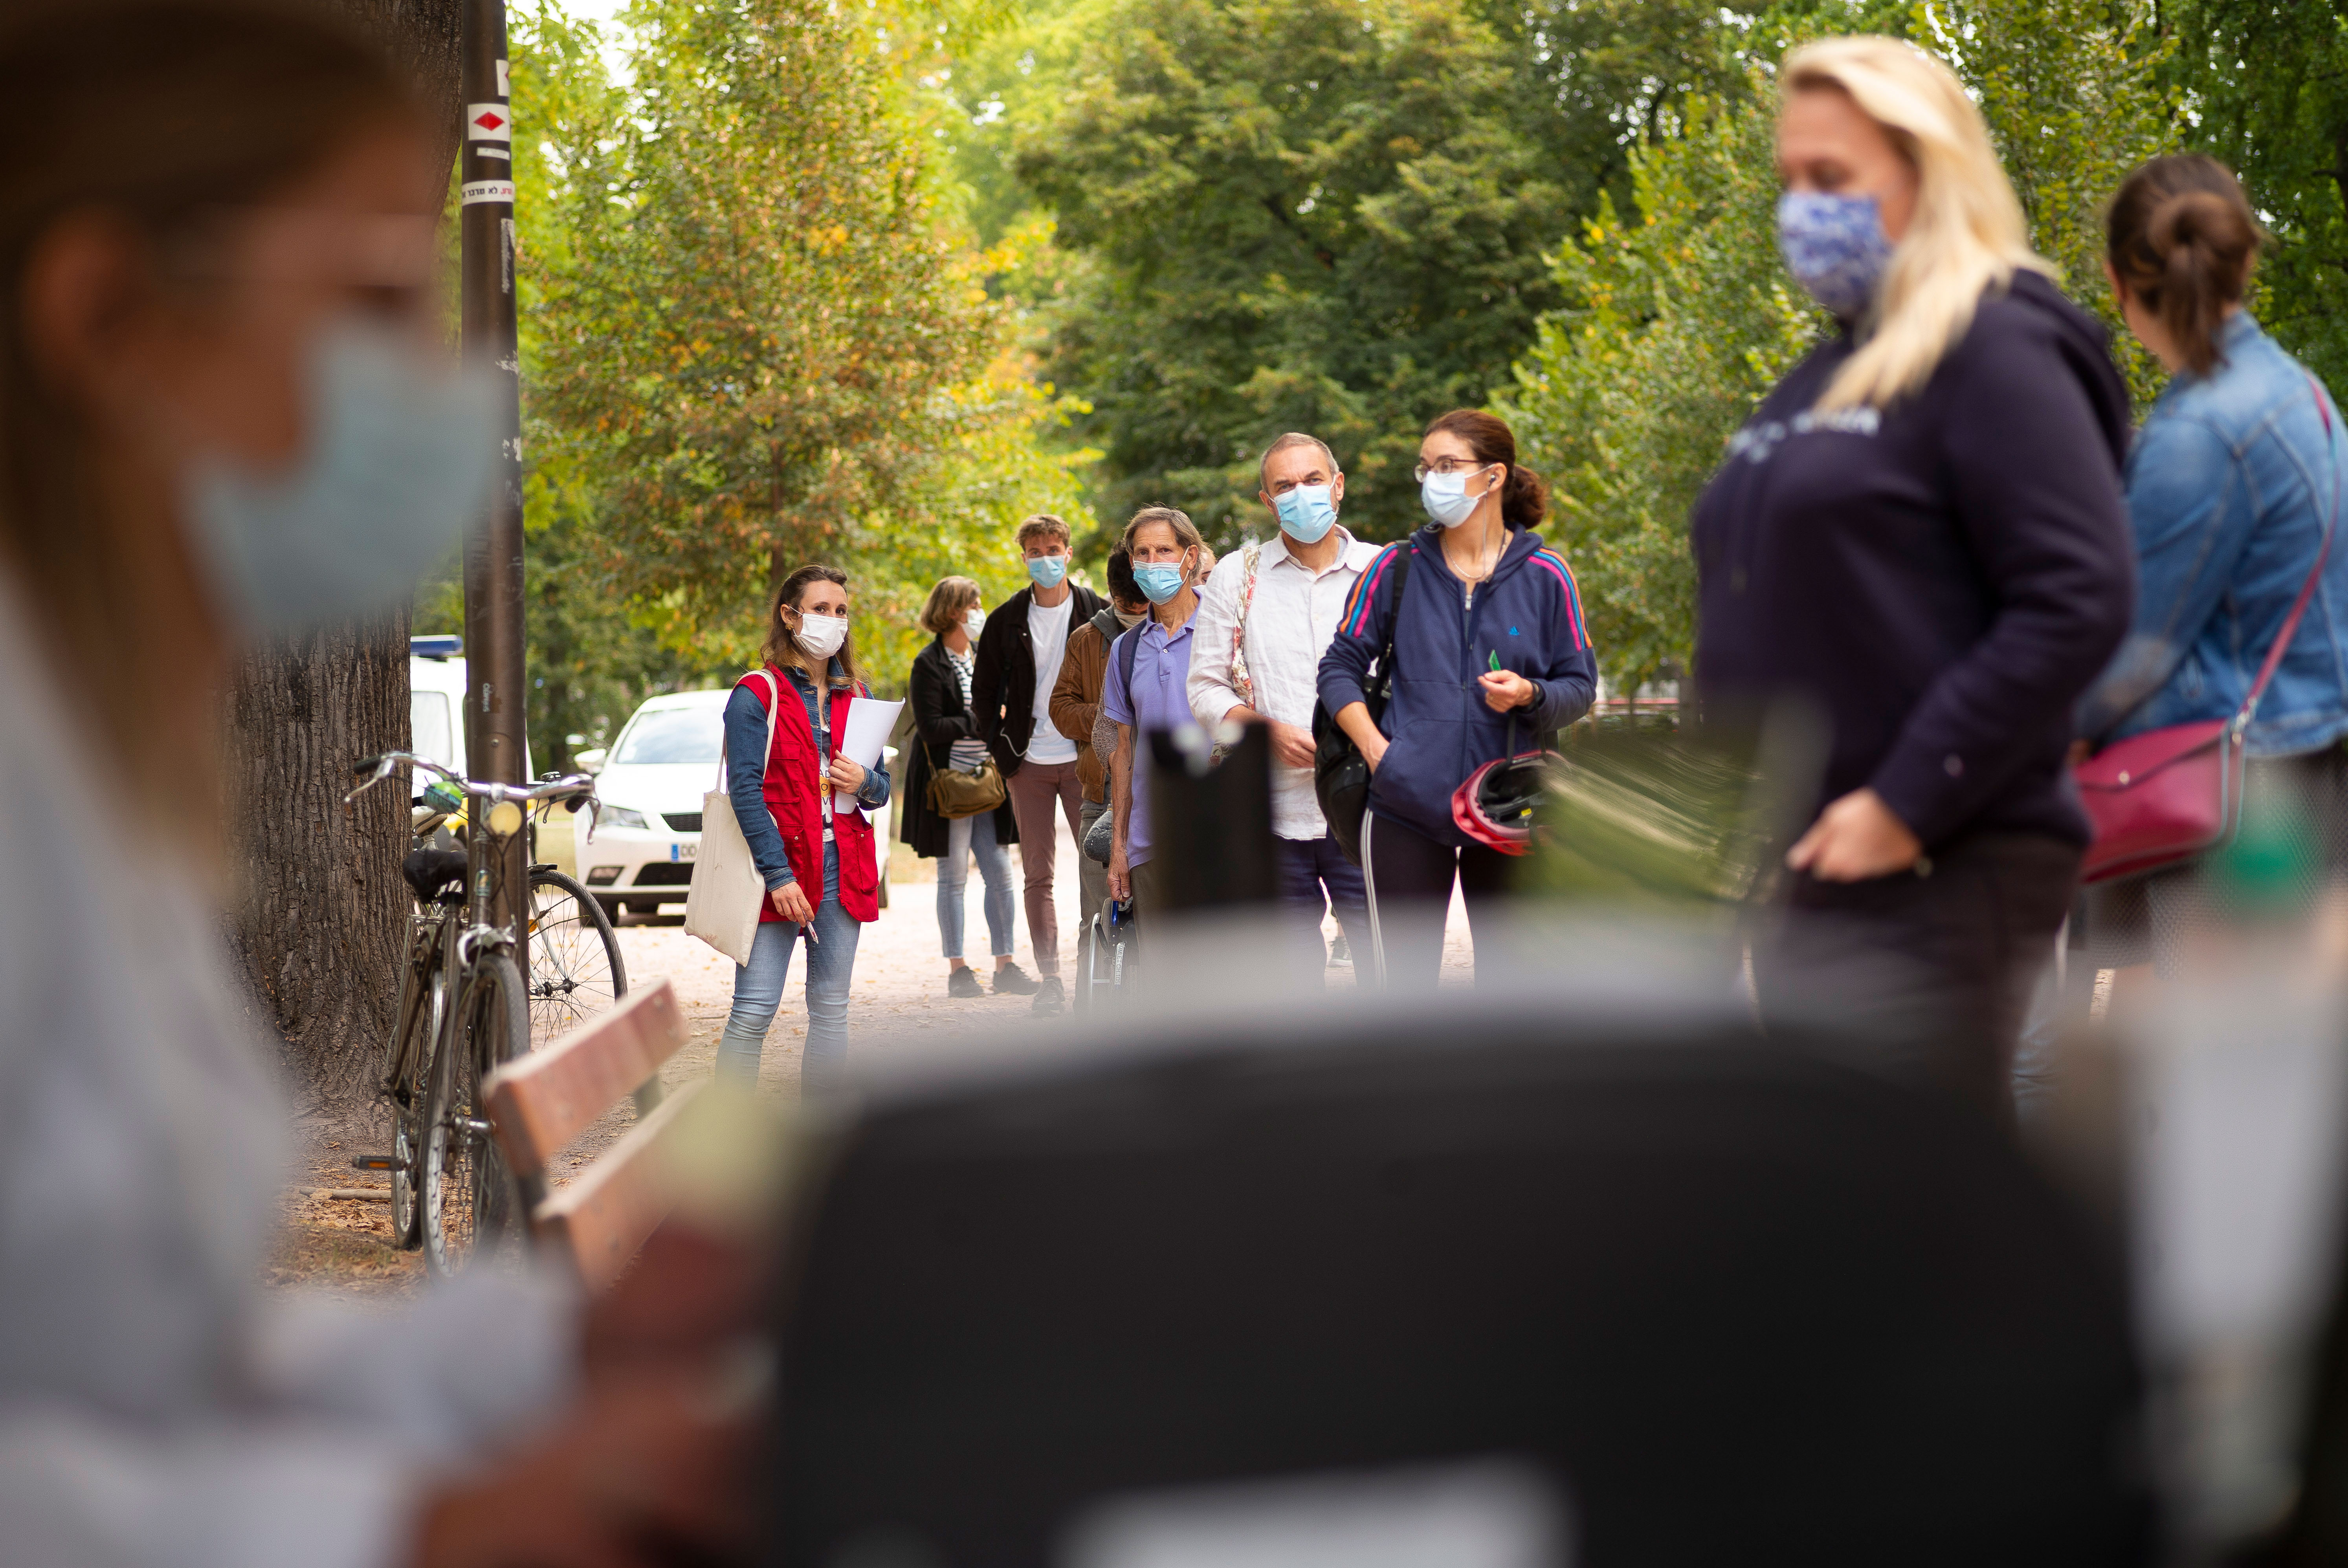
[188,319,495,637]
[1273,483,1338,545]
[1026,553,1069,589]
[1776,191,1894,320]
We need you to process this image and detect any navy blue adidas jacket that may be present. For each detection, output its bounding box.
[1318,522,1598,846]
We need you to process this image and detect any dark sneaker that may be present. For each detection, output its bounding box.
[1032,975,1065,1015]
[992,962,1040,996]
[947,967,983,998]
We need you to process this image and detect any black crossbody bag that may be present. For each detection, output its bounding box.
[1312,544,1411,866]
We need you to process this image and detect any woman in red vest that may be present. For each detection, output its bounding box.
[716,563,890,1090]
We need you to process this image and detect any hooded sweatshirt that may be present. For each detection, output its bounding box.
[1689,271,2135,851]
[1318,522,1597,846]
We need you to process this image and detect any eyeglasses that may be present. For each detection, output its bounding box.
[1413,457,1495,482]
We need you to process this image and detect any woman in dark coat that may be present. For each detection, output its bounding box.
[903,575,1028,998]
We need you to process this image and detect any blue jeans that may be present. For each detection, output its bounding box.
[717,840,861,1091]
[937,808,1016,961]
[1275,834,1371,983]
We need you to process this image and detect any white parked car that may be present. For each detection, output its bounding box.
[409,636,471,791]
[573,688,730,918]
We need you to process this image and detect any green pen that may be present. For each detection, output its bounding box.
[1487,652,1503,673]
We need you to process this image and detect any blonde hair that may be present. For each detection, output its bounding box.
[1783,37,2053,412]
[919,575,981,636]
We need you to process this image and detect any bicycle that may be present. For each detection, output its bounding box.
[347,752,600,1277]
[414,788,631,1051]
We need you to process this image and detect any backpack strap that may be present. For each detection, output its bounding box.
[1377,544,1413,680]
[1116,620,1142,697]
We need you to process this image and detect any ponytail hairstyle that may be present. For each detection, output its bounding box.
[1423,409,1547,529]
[2106,154,2262,379]
[761,563,864,691]
[1782,37,2054,414]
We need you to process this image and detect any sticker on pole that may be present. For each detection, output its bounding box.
[461,180,515,207]
[467,103,512,141]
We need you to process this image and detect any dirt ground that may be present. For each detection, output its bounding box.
[272,812,1472,1296]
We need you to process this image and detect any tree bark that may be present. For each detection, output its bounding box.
[222,0,463,1109]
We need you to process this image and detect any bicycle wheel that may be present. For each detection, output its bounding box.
[421,951,528,1278]
[527,868,627,1047]
[385,926,448,1251]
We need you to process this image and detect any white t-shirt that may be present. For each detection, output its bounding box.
[1026,593,1079,764]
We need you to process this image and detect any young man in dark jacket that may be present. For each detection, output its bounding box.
[973,513,1106,1013]
[1048,549,1146,944]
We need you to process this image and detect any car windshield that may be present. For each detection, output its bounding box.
[613,707,724,765]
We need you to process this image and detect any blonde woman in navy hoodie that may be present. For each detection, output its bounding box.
[1319,410,1597,988]
[1689,38,2133,1114]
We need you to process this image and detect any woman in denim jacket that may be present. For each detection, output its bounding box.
[2076,155,2348,965]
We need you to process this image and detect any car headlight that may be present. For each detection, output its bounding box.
[601,805,650,831]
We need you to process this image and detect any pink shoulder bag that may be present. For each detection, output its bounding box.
[2075,380,2339,885]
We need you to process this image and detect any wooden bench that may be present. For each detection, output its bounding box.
[482,977,704,1288]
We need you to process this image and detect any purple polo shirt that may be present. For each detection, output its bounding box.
[1099,606,1197,868]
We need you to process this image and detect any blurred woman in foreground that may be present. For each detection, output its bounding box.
[1689,37,2134,1114]
[0,3,742,1564]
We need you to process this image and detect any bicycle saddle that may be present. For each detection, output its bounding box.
[402,848,468,903]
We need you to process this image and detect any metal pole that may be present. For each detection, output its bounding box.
[459,0,528,973]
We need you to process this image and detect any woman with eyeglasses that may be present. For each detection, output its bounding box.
[1317,410,1598,988]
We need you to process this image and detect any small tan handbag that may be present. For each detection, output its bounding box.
[927,748,1007,820]
[684,670,780,965]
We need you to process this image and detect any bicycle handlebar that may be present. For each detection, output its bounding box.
[347,751,598,811]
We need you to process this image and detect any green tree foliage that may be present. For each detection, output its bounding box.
[2160,0,2348,391]
[1013,0,1595,544]
[1504,4,2174,692]
[1497,86,1826,694]
[942,0,1744,552]
[517,0,1091,702]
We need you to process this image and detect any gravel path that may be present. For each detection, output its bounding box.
[272,812,1470,1295]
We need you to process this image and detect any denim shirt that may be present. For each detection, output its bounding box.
[725,660,891,891]
[2078,312,2348,757]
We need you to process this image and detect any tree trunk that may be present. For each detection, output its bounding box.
[222,0,463,1109]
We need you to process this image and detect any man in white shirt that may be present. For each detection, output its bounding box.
[974,513,1107,1014]
[1189,434,1383,980]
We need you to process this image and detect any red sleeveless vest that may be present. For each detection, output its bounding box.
[739,665,880,924]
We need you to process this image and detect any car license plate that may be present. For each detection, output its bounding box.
[671,843,695,862]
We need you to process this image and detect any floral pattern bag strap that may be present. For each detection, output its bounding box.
[1230,539,1262,709]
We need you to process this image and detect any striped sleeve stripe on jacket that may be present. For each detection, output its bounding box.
[1340,542,1406,638]
[1530,548,1588,650]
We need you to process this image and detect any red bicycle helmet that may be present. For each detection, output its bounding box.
[1452,748,1550,856]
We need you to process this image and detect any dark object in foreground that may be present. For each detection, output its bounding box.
[765,1009,2145,1567]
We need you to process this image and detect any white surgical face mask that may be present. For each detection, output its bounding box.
[1115,606,1145,629]
[795,612,849,659]
[962,608,985,639]
[1420,468,1488,530]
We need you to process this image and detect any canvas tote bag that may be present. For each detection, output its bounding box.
[686,670,780,965]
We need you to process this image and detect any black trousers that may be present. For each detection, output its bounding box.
[1752,831,2082,1118]
[1360,809,1514,990]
